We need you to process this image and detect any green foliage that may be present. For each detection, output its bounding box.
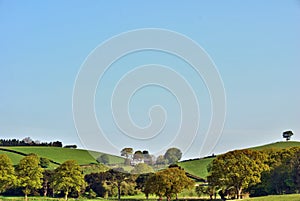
[16,154,44,199]
[130,163,154,174]
[208,149,269,199]
[133,150,143,160]
[0,154,16,194]
[53,160,86,200]
[145,166,194,199]
[40,157,50,168]
[250,147,300,196]
[164,147,182,164]
[97,154,110,164]
[156,155,168,165]
[121,148,133,159]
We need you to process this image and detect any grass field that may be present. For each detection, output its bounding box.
[178,157,214,179]
[236,194,300,201]
[0,147,124,166]
[250,141,300,151]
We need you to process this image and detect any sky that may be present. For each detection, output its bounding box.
[0,1,299,159]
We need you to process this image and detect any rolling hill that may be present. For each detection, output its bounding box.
[178,141,300,179]
[1,141,300,179]
[0,146,124,166]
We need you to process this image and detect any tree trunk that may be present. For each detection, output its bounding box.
[43,187,47,197]
[237,187,243,199]
[64,191,68,200]
[118,184,121,201]
[25,193,28,201]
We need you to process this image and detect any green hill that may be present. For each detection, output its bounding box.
[0,146,124,166]
[250,141,300,151]
[178,141,300,180]
[178,157,214,180]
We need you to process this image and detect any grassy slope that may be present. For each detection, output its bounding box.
[178,141,300,179]
[0,146,124,165]
[178,157,214,179]
[250,141,300,151]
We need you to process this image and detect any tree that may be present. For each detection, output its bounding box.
[208,149,269,199]
[39,157,50,168]
[131,163,154,174]
[283,130,294,141]
[106,168,135,201]
[97,154,110,164]
[42,169,54,197]
[16,154,44,201]
[22,137,33,144]
[133,150,143,160]
[53,160,86,200]
[0,154,16,194]
[145,166,194,200]
[164,147,182,164]
[121,148,133,159]
[156,155,168,165]
[85,172,110,198]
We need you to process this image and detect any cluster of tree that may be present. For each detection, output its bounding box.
[120,147,182,166]
[121,148,155,165]
[249,147,300,196]
[0,154,85,200]
[205,147,300,200]
[85,165,194,201]
[0,137,63,147]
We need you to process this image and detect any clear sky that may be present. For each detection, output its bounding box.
[1,1,299,159]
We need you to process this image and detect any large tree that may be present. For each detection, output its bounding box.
[53,160,86,200]
[145,166,194,200]
[208,149,269,199]
[283,130,294,141]
[106,168,135,201]
[0,154,16,194]
[164,147,182,164]
[16,154,44,201]
[121,148,133,159]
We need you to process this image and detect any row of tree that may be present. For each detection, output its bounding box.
[85,165,194,201]
[121,147,183,165]
[205,147,300,199]
[0,153,194,201]
[0,154,85,200]
[0,137,63,147]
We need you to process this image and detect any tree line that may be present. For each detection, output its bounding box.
[0,154,194,201]
[201,147,300,200]
[0,137,63,147]
[121,147,183,166]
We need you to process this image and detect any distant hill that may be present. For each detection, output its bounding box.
[249,141,300,151]
[178,141,300,179]
[0,146,124,166]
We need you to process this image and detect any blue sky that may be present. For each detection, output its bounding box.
[0,1,299,159]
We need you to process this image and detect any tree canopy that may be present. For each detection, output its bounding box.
[164,147,182,164]
[145,166,194,200]
[53,160,86,200]
[16,154,44,201]
[208,149,269,199]
[0,154,16,194]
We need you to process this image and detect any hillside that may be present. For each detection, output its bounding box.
[0,146,124,166]
[250,141,300,151]
[178,141,300,179]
